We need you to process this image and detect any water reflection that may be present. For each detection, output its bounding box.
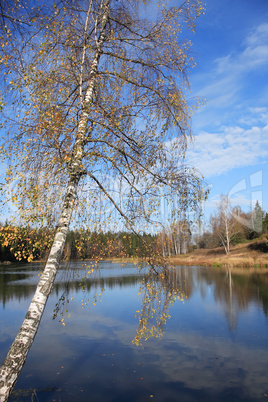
[1,263,267,329]
[1,263,268,401]
[195,267,268,326]
[0,262,144,307]
[133,268,184,345]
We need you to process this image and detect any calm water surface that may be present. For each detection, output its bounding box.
[0,262,268,401]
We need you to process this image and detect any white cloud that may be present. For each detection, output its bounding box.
[192,23,268,117]
[216,23,268,74]
[189,19,268,214]
[187,122,268,178]
[247,107,268,124]
[245,23,268,47]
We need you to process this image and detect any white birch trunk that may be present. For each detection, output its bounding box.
[180,235,187,254]
[173,232,178,255]
[177,224,181,255]
[180,221,189,255]
[161,231,166,257]
[0,2,110,399]
[225,217,230,254]
[0,178,79,401]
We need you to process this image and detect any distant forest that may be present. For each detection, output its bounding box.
[0,226,158,263]
[1,202,268,263]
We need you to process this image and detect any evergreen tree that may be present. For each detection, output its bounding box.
[253,201,263,234]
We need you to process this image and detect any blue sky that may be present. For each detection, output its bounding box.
[184,0,268,228]
[1,0,267,232]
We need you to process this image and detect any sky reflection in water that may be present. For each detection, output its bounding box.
[0,262,268,401]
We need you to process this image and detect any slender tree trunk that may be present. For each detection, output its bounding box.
[180,222,188,255]
[173,232,178,255]
[180,236,187,254]
[223,210,230,254]
[161,231,166,257]
[176,225,181,255]
[0,177,79,401]
[0,2,110,399]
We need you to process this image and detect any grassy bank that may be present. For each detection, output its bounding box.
[170,235,268,268]
[27,236,267,269]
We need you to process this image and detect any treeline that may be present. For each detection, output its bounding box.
[0,224,158,263]
[1,200,267,263]
[0,226,53,263]
[195,200,268,252]
[64,230,157,260]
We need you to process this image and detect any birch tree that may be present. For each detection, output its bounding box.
[0,0,205,399]
[210,195,237,254]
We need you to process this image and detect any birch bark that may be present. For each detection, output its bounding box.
[0,1,110,400]
[0,179,78,401]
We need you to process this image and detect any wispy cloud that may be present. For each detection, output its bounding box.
[216,23,268,74]
[192,23,268,115]
[189,22,268,178]
[245,23,268,47]
[188,119,268,178]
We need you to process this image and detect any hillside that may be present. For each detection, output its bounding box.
[170,235,268,268]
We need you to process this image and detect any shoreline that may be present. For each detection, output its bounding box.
[1,237,267,269]
[169,237,268,268]
[169,254,268,269]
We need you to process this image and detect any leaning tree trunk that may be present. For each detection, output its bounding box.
[0,176,79,401]
[0,1,110,399]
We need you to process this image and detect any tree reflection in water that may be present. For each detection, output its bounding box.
[134,264,268,343]
[1,263,268,402]
[133,266,185,345]
[49,262,186,344]
[1,262,267,341]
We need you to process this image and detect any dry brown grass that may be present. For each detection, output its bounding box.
[170,236,268,268]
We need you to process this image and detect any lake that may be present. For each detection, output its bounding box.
[0,262,268,401]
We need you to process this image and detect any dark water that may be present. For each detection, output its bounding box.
[0,262,268,401]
